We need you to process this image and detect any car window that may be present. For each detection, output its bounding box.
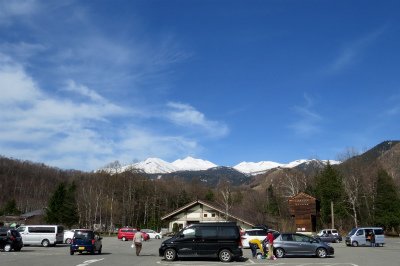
[357,230,364,236]
[332,230,338,234]
[374,229,384,235]
[294,234,310,242]
[75,231,94,239]
[200,227,217,238]
[245,230,257,236]
[181,228,196,238]
[256,230,267,236]
[219,227,239,238]
[282,234,293,241]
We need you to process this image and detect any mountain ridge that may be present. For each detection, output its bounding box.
[113,157,341,175]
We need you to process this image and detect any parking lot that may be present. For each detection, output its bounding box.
[1,236,400,266]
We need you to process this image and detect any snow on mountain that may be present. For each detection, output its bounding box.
[172,157,217,171]
[233,159,341,175]
[130,158,179,174]
[114,157,341,175]
[233,161,284,175]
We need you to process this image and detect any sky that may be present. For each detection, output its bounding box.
[1,0,400,171]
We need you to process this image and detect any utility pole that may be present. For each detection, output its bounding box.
[331,201,334,228]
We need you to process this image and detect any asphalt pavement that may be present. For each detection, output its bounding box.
[1,236,400,266]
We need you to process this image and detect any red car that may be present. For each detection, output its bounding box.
[117,228,149,241]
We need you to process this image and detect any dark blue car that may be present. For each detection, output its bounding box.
[70,229,102,255]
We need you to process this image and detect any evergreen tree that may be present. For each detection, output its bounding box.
[45,182,78,227]
[45,182,67,224]
[61,181,79,228]
[205,188,215,201]
[374,169,400,230]
[314,162,347,225]
[1,198,20,215]
[266,185,280,216]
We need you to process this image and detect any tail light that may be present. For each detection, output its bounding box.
[92,239,95,244]
[71,239,74,244]
[11,236,15,241]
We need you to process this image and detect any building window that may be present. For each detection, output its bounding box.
[204,214,208,217]
[212,213,216,217]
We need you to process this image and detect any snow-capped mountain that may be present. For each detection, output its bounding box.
[234,159,341,175]
[172,157,217,171]
[114,157,341,175]
[124,158,179,174]
[233,161,284,175]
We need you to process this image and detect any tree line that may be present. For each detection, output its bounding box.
[1,150,400,235]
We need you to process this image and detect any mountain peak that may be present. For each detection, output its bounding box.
[172,157,217,171]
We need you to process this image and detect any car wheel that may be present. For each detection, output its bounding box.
[65,238,72,244]
[316,248,327,258]
[3,244,12,252]
[70,250,74,255]
[122,237,127,241]
[41,239,50,247]
[164,248,177,261]
[274,248,285,258]
[352,241,358,247]
[219,249,233,262]
[334,238,340,243]
[156,235,160,239]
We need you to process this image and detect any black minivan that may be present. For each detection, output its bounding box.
[159,222,242,262]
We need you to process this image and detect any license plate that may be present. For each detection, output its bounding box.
[78,247,85,250]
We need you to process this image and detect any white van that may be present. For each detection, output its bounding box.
[317,229,339,236]
[17,225,64,247]
[345,227,385,247]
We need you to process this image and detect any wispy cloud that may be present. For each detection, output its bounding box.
[325,27,387,74]
[289,93,322,137]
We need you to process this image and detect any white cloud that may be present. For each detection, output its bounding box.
[0,54,225,170]
[165,102,229,137]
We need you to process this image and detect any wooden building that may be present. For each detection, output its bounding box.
[289,192,320,233]
[161,199,256,232]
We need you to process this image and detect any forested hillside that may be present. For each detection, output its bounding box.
[1,141,400,234]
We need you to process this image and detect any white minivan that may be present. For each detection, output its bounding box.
[317,229,339,236]
[17,225,64,247]
[345,227,385,247]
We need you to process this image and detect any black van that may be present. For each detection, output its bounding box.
[0,227,23,252]
[159,222,242,262]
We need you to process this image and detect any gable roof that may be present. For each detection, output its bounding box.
[161,199,256,227]
[289,192,319,201]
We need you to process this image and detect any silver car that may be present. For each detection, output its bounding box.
[271,233,334,258]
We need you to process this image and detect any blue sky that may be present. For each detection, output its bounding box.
[1,0,399,171]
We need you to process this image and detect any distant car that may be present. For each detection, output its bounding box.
[141,229,163,239]
[117,227,149,241]
[0,227,23,252]
[272,233,334,258]
[317,229,339,236]
[64,229,82,244]
[315,233,342,243]
[70,229,102,255]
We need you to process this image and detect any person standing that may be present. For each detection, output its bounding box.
[133,229,143,256]
[266,231,274,260]
[370,231,376,247]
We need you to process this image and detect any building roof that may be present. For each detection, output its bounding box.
[289,192,319,201]
[20,209,45,219]
[161,199,257,227]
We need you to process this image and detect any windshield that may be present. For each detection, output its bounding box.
[348,228,358,235]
